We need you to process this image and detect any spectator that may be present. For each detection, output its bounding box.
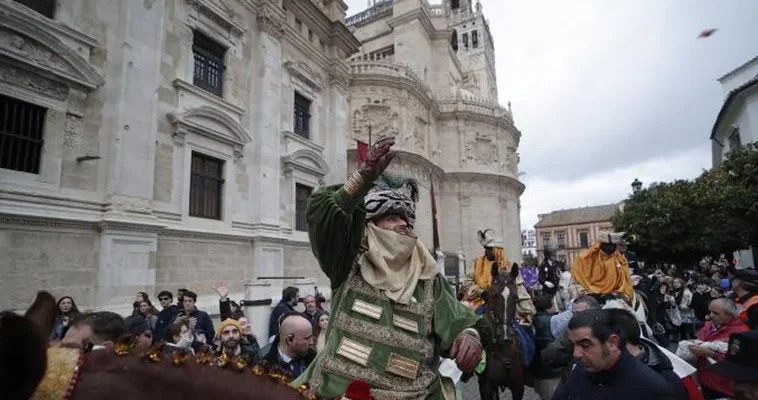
[541,295,601,381]
[131,292,159,317]
[61,311,126,350]
[606,308,689,400]
[216,319,260,365]
[237,317,261,358]
[51,296,80,341]
[124,316,153,352]
[551,309,676,400]
[538,249,560,295]
[313,311,329,353]
[135,300,158,331]
[691,298,749,400]
[732,270,758,330]
[153,290,180,344]
[261,314,315,379]
[704,331,758,400]
[162,320,194,355]
[530,294,562,400]
[671,278,695,341]
[177,288,188,310]
[691,279,712,331]
[213,282,245,320]
[268,287,299,340]
[177,290,215,343]
[302,295,319,328]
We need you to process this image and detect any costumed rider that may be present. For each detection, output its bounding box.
[569,231,634,304]
[293,136,491,400]
[462,229,536,326]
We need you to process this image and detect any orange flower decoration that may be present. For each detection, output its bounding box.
[114,343,130,356]
[171,350,187,366]
[196,349,214,365]
[216,352,230,368]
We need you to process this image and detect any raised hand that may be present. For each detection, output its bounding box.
[449,330,483,373]
[360,136,396,179]
[213,281,229,300]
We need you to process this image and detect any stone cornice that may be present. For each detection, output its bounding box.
[256,4,285,40]
[282,130,325,153]
[0,1,99,48]
[285,0,360,57]
[173,79,245,117]
[0,188,104,215]
[0,212,97,231]
[186,0,246,37]
[349,62,438,113]
[284,61,323,91]
[446,171,526,195]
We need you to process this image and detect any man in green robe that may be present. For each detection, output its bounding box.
[293,136,490,400]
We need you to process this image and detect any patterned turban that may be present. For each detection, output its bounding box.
[364,174,419,226]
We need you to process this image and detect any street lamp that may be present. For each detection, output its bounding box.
[631,178,642,194]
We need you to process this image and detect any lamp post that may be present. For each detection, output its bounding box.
[631,178,642,194]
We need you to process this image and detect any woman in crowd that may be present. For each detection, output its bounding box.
[51,296,80,341]
[672,278,696,341]
[313,311,329,353]
[131,292,159,317]
[136,300,158,330]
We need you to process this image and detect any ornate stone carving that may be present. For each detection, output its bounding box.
[464,132,498,167]
[355,103,398,138]
[406,117,427,153]
[172,130,187,147]
[0,64,68,99]
[64,114,82,149]
[0,29,70,74]
[256,8,284,40]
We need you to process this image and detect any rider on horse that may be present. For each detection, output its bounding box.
[568,231,635,304]
[461,229,535,326]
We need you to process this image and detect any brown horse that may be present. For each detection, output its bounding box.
[477,263,526,400]
[0,292,310,400]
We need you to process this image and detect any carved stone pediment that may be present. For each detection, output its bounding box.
[186,0,245,36]
[284,61,324,91]
[281,148,329,179]
[167,106,252,156]
[0,16,104,92]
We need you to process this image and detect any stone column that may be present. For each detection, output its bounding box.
[250,7,285,226]
[244,280,273,344]
[324,67,350,185]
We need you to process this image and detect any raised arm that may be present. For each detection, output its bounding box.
[306,136,396,289]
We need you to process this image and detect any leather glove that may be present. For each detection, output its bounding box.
[360,136,396,180]
[450,330,482,373]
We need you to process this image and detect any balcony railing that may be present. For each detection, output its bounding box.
[346,0,393,26]
[348,60,434,99]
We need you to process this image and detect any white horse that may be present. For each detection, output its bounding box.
[604,291,653,338]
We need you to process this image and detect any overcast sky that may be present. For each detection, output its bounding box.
[344,0,758,229]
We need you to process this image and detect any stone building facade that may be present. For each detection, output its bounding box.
[534,204,619,268]
[0,0,359,313]
[345,0,524,264]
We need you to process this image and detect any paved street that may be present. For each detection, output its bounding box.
[461,376,540,400]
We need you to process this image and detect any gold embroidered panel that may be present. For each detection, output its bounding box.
[332,313,433,359]
[336,337,372,367]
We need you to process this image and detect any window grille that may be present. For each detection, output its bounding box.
[0,94,46,174]
[192,31,226,97]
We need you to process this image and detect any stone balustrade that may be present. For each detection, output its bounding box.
[437,94,514,123]
[348,60,434,98]
[346,0,393,26]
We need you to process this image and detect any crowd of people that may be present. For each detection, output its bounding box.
[48,283,331,382]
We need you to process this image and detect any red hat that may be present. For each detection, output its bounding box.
[341,379,371,400]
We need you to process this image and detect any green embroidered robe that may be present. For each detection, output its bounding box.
[292,184,491,400]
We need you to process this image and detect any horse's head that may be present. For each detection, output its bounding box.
[0,292,58,400]
[486,263,520,343]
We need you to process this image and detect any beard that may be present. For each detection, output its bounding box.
[223,340,238,350]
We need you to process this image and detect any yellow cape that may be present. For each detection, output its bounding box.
[571,242,634,302]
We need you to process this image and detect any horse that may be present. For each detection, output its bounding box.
[477,262,527,400]
[0,292,310,400]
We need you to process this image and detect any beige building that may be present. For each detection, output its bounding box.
[534,204,619,268]
[345,0,524,262]
[0,0,523,314]
[0,0,359,314]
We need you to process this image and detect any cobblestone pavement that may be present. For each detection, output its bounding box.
[461,376,540,400]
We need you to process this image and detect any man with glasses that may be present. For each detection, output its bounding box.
[153,290,180,344]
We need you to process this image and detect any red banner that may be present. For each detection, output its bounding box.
[356,140,369,167]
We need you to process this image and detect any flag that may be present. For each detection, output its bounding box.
[356,140,369,167]
[430,173,440,253]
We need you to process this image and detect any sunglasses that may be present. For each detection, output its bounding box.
[158,297,170,301]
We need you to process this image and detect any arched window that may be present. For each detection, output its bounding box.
[451,30,458,51]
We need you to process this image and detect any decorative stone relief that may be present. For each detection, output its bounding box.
[0,64,68,100]
[464,132,498,167]
[406,117,427,153]
[256,8,284,40]
[504,147,518,174]
[353,103,398,138]
[0,29,70,75]
[236,162,249,200]
[459,194,472,207]
[64,114,82,149]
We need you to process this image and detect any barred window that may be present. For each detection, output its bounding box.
[192,31,225,97]
[541,233,552,249]
[293,92,311,139]
[556,231,566,249]
[189,152,224,220]
[579,231,589,248]
[462,32,469,49]
[472,30,479,48]
[295,184,312,231]
[0,94,46,174]
[13,0,55,18]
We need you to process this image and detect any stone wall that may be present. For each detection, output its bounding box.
[0,225,99,311]
[283,242,329,292]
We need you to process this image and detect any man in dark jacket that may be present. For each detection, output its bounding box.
[541,295,601,382]
[552,310,676,400]
[538,249,561,295]
[606,308,688,400]
[179,290,215,342]
[268,286,300,340]
[259,314,316,379]
[531,294,563,400]
[153,290,180,344]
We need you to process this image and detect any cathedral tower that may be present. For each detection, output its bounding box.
[447,0,498,100]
